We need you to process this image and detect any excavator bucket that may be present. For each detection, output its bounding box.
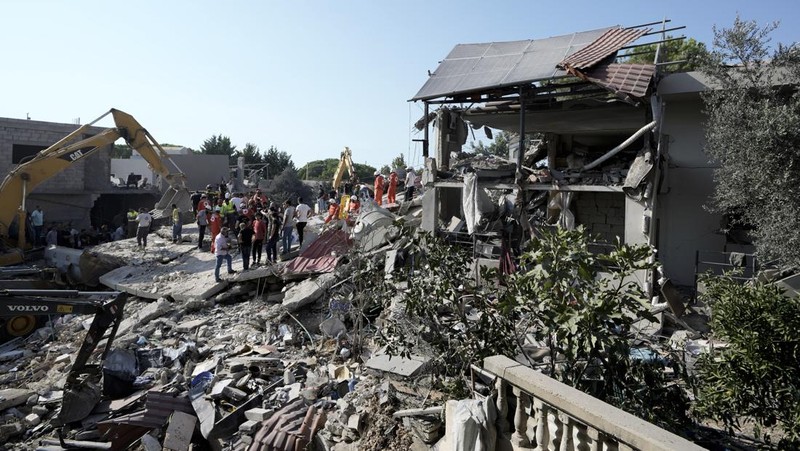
[55,370,102,426]
[54,294,126,426]
[151,186,193,221]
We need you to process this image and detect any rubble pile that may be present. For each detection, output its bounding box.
[0,176,722,450]
[0,194,447,450]
[0,280,450,450]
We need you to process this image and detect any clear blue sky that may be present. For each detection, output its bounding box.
[2,0,797,170]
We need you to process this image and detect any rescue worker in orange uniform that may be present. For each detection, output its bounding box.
[324,199,340,224]
[374,171,385,206]
[387,170,398,204]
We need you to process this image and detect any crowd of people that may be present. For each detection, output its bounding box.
[29,166,422,283]
[189,186,313,282]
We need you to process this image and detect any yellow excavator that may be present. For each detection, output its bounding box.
[332,146,356,192]
[0,108,192,266]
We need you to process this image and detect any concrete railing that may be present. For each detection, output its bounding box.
[483,355,705,451]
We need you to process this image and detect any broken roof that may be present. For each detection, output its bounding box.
[411,27,613,101]
[557,27,648,70]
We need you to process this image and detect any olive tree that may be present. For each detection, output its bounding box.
[699,17,800,266]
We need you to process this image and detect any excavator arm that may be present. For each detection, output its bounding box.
[332,146,355,191]
[0,290,127,425]
[0,108,190,265]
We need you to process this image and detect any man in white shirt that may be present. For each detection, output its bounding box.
[135,208,153,248]
[231,192,243,213]
[404,167,417,200]
[30,206,44,245]
[294,197,312,249]
[214,227,237,282]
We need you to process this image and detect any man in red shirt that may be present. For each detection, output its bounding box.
[252,189,267,206]
[252,212,266,265]
[209,208,222,253]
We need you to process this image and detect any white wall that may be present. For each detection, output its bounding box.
[657,97,725,286]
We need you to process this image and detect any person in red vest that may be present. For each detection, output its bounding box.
[387,170,398,204]
[373,171,385,206]
[209,208,222,253]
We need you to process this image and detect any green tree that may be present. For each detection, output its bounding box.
[698,17,800,266]
[380,226,689,430]
[352,163,376,182]
[262,146,295,177]
[200,135,237,164]
[391,153,406,170]
[469,130,512,157]
[504,228,689,432]
[111,144,132,158]
[694,273,800,448]
[264,167,313,205]
[302,159,337,180]
[624,36,707,71]
[236,142,263,165]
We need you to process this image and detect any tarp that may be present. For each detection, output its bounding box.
[462,173,495,235]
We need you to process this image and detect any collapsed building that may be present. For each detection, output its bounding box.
[413,22,750,295]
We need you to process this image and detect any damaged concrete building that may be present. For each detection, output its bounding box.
[413,23,742,294]
[0,117,118,229]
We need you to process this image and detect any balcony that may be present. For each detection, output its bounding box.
[479,355,705,451]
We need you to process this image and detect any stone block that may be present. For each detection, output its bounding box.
[0,389,33,411]
[163,411,197,451]
[239,420,259,433]
[24,413,41,427]
[244,407,273,422]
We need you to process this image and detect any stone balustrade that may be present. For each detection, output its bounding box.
[483,355,705,451]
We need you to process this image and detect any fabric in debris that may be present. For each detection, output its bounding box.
[729,252,746,267]
[548,192,575,230]
[462,173,495,235]
[623,147,654,199]
[452,399,496,451]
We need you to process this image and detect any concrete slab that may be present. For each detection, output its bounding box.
[0,388,33,411]
[365,348,429,377]
[163,411,197,451]
[99,249,230,301]
[282,272,337,312]
[117,298,174,337]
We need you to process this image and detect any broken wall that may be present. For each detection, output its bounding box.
[657,95,724,286]
[573,192,625,243]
